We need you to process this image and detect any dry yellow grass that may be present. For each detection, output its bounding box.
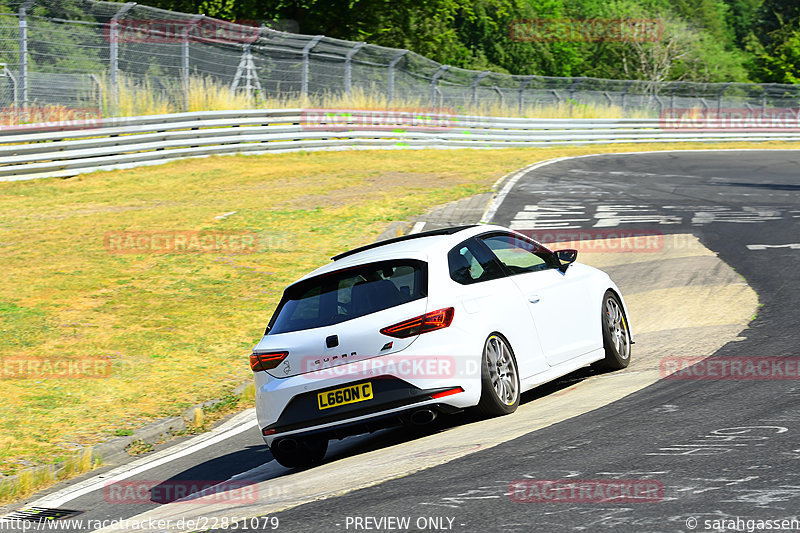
[91,76,646,118]
[0,448,98,504]
[114,76,172,118]
[8,76,650,126]
[0,141,796,500]
[186,76,254,112]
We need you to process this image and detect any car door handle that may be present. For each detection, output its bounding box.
[528,294,541,304]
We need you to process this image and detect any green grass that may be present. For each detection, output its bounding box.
[0,140,796,501]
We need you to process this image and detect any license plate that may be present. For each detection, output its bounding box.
[317,382,373,410]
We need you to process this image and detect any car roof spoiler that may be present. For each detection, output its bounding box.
[331,225,479,261]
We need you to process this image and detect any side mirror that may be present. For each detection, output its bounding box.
[556,249,578,272]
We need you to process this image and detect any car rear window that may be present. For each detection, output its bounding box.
[267,259,427,334]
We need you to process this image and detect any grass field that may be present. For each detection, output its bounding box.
[0,141,796,499]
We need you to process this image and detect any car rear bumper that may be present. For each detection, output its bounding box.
[255,346,482,444]
[264,400,465,444]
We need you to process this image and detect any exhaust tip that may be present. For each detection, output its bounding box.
[275,438,299,453]
[409,408,437,425]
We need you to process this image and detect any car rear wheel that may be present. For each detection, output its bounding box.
[595,291,631,370]
[476,334,520,416]
[270,436,328,468]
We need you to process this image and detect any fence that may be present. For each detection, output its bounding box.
[1,108,799,181]
[0,0,799,119]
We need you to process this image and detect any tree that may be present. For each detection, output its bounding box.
[750,0,800,82]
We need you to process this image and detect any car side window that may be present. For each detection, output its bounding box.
[448,238,506,285]
[480,233,558,275]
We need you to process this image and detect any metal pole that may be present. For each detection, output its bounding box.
[344,42,364,99]
[569,77,580,102]
[471,71,490,107]
[301,35,323,99]
[0,64,18,123]
[621,81,632,115]
[110,3,136,113]
[717,82,730,116]
[762,86,767,111]
[430,65,449,108]
[182,14,202,111]
[387,50,407,105]
[492,86,504,106]
[654,94,663,116]
[244,44,252,99]
[517,76,533,115]
[89,73,101,111]
[18,0,34,111]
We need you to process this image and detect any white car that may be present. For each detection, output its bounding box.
[250,224,632,467]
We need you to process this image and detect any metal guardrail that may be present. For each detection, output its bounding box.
[2,109,799,181]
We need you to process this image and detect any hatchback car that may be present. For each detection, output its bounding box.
[250,224,632,467]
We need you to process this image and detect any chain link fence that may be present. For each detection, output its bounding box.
[0,0,799,119]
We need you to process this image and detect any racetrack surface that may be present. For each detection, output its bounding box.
[223,152,800,531]
[3,150,798,533]
[222,150,800,532]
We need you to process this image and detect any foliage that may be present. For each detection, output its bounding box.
[112,0,789,82]
[749,0,800,83]
[0,0,795,85]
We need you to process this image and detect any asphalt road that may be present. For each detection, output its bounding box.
[5,150,799,533]
[246,150,800,532]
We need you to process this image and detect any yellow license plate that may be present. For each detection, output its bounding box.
[317,382,373,410]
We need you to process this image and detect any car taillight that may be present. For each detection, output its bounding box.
[250,351,289,372]
[431,386,464,399]
[380,307,454,339]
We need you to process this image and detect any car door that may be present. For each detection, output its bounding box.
[478,232,597,367]
[448,238,550,380]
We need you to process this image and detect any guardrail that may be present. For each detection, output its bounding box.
[2,109,799,181]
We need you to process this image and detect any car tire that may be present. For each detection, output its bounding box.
[595,290,631,370]
[270,436,328,468]
[476,333,520,416]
